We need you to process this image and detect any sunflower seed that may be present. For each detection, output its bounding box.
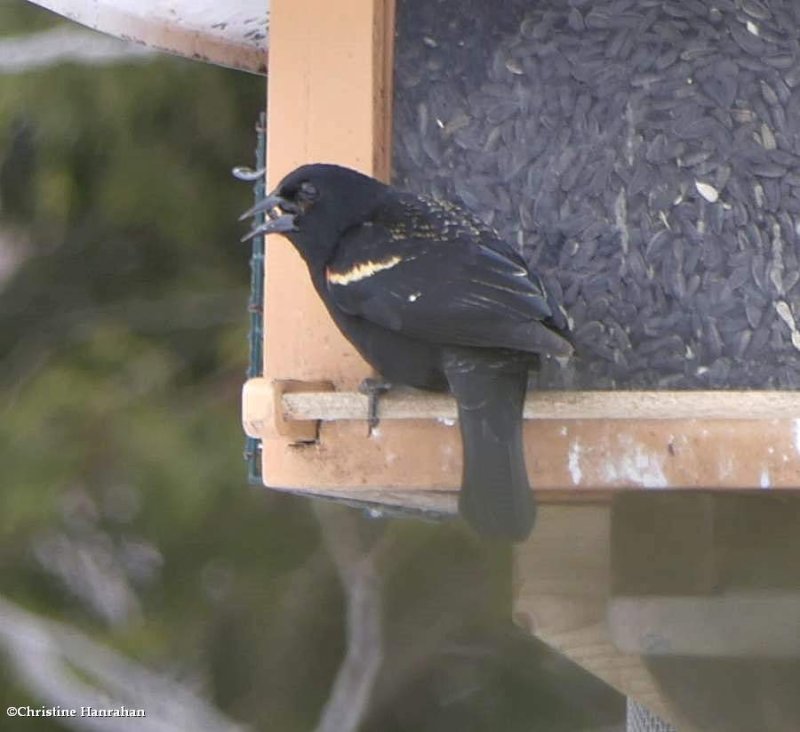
[695,181,719,202]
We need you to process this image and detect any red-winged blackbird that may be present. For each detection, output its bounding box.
[242,164,572,541]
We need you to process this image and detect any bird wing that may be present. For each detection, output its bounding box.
[325,196,572,357]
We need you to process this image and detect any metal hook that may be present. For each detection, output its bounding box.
[231,165,267,182]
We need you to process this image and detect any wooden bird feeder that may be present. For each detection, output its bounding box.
[32,1,800,729]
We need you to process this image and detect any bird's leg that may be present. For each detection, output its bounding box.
[358,377,392,434]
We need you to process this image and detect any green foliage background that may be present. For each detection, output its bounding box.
[0,4,334,729]
[0,3,622,730]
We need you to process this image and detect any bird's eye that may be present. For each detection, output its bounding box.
[299,181,318,201]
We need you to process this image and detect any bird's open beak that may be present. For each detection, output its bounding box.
[239,193,298,242]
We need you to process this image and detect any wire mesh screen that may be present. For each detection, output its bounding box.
[235,111,266,485]
[627,699,677,732]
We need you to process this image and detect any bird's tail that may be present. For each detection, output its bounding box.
[444,353,535,542]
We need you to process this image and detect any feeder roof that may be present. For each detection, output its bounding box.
[28,0,269,74]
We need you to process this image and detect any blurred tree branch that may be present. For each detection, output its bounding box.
[0,27,156,73]
[313,505,385,732]
[0,595,248,731]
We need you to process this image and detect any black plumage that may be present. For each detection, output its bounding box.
[242,163,572,541]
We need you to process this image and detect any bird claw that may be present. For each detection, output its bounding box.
[358,378,392,434]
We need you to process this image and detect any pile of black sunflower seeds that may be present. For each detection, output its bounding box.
[393,0,800,389]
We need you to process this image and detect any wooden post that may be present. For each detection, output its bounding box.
[254,0,436,494]
[263,0,394,387]
[513,503,690,729]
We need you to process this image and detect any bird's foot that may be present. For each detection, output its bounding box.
[358,378,392,435]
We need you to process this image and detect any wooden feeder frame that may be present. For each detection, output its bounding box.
[243,0,800,511]
[242,5,800,727]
